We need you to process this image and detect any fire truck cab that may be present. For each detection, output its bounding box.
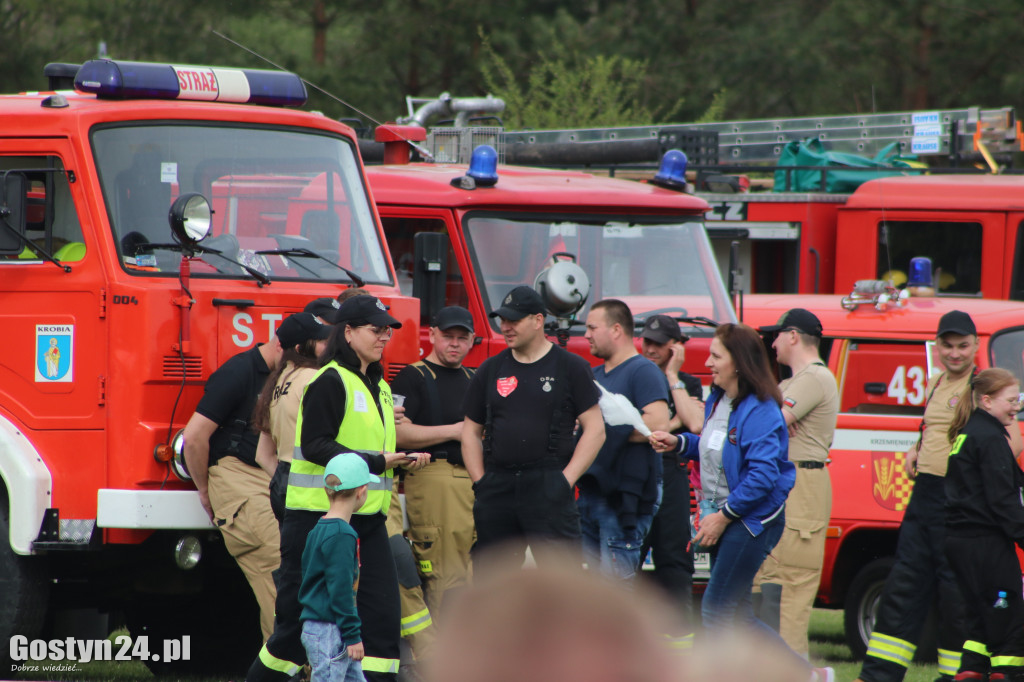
[365,128,736,378]
[740,290,1024,659]
[0,60,418,672]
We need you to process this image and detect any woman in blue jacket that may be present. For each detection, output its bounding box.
[652,324,822,676]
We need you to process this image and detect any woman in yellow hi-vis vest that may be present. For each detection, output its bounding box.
[248,295,429,682]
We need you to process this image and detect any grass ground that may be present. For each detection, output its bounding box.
[12,610,941,681]
[809,608,939,682]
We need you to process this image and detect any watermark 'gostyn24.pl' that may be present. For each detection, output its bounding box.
[9,635,190,664]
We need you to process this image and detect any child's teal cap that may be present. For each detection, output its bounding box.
[324,452,380,491]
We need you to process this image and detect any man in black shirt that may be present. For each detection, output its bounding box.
[638,314,704,637]
[462,286,605,573]
[392,306,477,616]
[183,336,283,642]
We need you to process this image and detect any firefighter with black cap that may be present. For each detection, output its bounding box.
[636,313,705,646]
[247,294,429,682]
[855,310,983,682]
[755,308,839,657]
[387,306,477,657]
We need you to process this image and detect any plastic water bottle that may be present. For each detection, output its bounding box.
[994,591,1009,609]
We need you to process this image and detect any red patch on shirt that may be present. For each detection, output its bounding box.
[496,376,518,397]
[784,397,797,408]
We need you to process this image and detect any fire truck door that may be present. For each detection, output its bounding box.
[1005,213,1024,301]
[0,149,106,429]
[831,337,927,520]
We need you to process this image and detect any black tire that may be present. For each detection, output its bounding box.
[843,556,939,662]
[125,545,262,677]
[0,498,51,669]
[844,557,893,659]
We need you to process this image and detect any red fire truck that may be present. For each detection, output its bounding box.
[363,125,736,378]
[0,60,418,672]
[496,106,1024,299]
[741,290,1024,658]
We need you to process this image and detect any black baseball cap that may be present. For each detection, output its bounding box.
[432,306,474,332]
[937,310,976,337]
[641,314,688,344]
[304,297,341,320]
[759,308,823,337]
[277,312,331,348]
[488,286,546,321]
[331,295,402,328]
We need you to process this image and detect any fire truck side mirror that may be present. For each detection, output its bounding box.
[0,171,28,254]
[413,231,448,323]
[168,193,212,248]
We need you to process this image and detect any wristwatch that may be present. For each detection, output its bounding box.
[671,380,687,391]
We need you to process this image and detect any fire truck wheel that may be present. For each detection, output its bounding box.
[843,557,893,659]
[125,562,261,676]
[0,499,51,669]
[843,557,940,662]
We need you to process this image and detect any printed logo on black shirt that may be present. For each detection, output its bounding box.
[496,376,518,397]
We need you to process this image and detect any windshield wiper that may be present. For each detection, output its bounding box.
[256,247,365,287]
[135,242,272,287]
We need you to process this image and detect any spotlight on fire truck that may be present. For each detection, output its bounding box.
[74,59,307,107]
[535,254,590,318]
[651,149,690,191]
[168,193,212,251]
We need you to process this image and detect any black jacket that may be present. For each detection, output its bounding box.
[945,408,1024,545]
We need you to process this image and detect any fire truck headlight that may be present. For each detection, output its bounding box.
[168,193,212,247]
[174,535,202,570]
[168,429,191,481]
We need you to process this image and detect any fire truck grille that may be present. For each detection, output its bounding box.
[385,363,407,383]
[162,355,203,379]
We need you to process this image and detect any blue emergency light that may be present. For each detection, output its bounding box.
[652,149,688,189]
[467,145,499,186]
[74,59,307,107]
[907,256,934,288]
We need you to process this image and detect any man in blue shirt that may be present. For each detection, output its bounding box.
[581,299,670,580]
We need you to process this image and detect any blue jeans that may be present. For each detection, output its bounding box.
[578,487,658,580]
[301,620,365,682]
[702,511,786,635]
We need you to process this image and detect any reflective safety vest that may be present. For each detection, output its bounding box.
[286,361,395,514]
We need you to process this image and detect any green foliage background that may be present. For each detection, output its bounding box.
[6,0,1024,129]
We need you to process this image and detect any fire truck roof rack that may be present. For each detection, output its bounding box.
[500,106,1022,165]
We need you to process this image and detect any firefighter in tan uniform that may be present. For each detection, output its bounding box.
[390,307,477,624]
[756,308,839,656]
[855,310,999,682]
[183,335,284,642]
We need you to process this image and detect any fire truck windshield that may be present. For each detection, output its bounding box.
[92,123,391,284]
[989,329,1024,421]
[464,213,736,330]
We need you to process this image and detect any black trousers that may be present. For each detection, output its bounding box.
[859,474,966,682]
[246,509,400,682]
[638,453,694,631]
[472,466,581,575]
[945,533,1024,675]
